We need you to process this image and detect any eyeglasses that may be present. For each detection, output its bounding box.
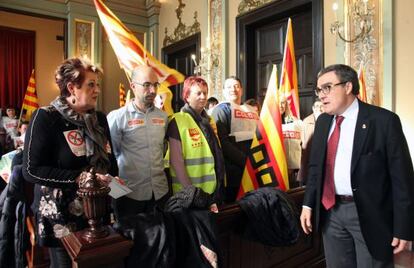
[133,81,160,90]
[315,81,348,96]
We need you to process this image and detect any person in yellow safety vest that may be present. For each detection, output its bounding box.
[167,76,226,213]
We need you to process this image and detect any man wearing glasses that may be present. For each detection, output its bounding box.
[107,65,169,220]
[300,64,414,267]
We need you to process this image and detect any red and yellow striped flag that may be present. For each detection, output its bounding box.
[280,18,300,118]
[125,89,132,104]
[119,83,126,107]
[93,0,184,86]
[21,69,39,122]
[357,63,367,103]
[237,65,289,199]
[157,84,174,117]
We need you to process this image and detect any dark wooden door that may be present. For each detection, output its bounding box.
[237,0,323,119]
[162,33,200,112]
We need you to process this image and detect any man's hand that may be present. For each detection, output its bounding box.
[391,237,412,254]
[209,203,219,213]
[300,207,313,234]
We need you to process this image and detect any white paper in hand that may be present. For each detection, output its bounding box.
[107,175,132,199]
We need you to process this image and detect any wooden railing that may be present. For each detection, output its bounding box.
[217,187,325,268]
[24,187,324,267]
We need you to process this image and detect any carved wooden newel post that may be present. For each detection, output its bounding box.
[61,170,133,268]
[77,172,110,240]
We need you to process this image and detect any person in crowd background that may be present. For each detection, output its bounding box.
[297,99,323,184]
[22,57,118,268]
[1,107,19,152]
[244,98,261,115]
[211,76,259,202]
[301,64,414,267]
[279,94,303,187]
[167,76,225,212]
[206,96,219,115]
[107,65,169,221]
[0,110,3,153]
[13,121,29,149]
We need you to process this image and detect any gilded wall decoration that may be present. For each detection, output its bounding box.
[163,0,200,46]
[75,20,94,61]
[207,0,223,99]
[345,0,380,105]
[238,0,275,15]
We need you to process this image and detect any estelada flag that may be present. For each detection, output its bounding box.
[94,0,184,86]
[21,69,39,122]
[357,63,368,102]
[279,18,300,118]
[119,83,126,107]
[237,65,289,200]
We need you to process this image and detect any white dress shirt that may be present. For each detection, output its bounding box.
[328,98,359,195]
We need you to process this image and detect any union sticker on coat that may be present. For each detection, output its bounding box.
[64,130,86,156]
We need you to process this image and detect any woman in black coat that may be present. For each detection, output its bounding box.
[22,58,118,267]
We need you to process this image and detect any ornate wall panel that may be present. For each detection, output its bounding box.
[207,0,224,100]
[333,0,382,105]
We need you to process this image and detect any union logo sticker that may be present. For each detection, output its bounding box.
[152,118,165,126]
[128,119,145,127]
[188,128,201,142]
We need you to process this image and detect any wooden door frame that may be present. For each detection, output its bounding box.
[236,0,324,98]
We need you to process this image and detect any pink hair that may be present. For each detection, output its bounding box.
[182,76,208,102]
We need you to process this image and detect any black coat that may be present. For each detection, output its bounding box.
[0,165,29,268]
[116,186,220,268]
[238,187,300,247]
[303,100,414,261]
[22,107,118,247]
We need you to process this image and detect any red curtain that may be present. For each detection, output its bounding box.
[0,26,35,111]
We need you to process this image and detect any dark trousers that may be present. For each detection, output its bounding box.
[112,193,169,222]
[322,201,393,268]
[49,247,71,268]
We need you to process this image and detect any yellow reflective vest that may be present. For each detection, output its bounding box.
[170,112,218,194]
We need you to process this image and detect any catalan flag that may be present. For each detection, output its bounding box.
[93,0,184,86]
[279,18,300,118]
[20,69,39,122]
[157,84,174,117]
[237,65,289,199]
[125,89,132,104]
[357,63,368,103]
[119,83,126,107]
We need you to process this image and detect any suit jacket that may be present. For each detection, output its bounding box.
[303,100,414,261]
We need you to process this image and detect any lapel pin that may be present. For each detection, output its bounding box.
[362,124,367,129]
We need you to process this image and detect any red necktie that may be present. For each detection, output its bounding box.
[322,115,344,210]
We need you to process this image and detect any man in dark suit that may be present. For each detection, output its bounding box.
[300,64,414,267]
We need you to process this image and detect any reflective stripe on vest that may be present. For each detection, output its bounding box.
[169,112,217,194]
